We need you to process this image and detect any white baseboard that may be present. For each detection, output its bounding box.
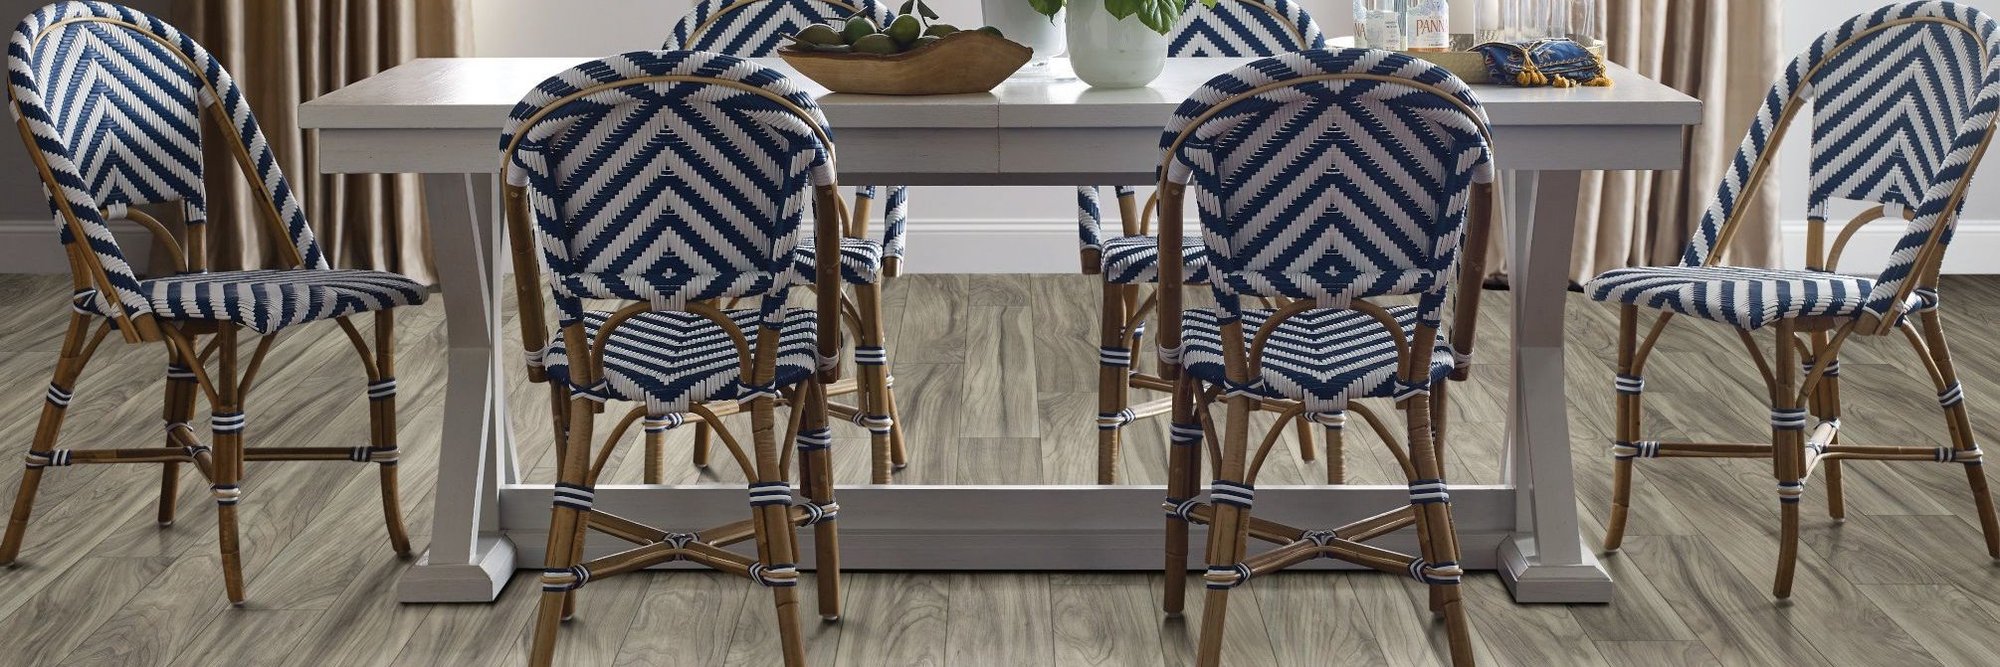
[0,218,152,275]
[1780,218,2000,274]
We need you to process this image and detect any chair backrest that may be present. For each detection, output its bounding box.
[498,51,836,325]
[1167,0,1325,57]
[666,0,894,56]
[1158,49,1493,323]
[1679,2,2000,324]
[7,1,327,325]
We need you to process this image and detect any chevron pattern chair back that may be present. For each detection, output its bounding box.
[499,51,836,326]
[1166,0,1325,57]
[1159,49,1494,323]
[8,1,330,329]
[667,0,893,56]
[1678,1,2000,325]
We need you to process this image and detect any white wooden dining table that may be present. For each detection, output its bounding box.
[298,56,1701,605]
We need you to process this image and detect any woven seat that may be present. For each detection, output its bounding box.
[1100,235,1211,284]
[1177,306,1458,411]
[1584,266,1938,330]
[788,236,882,286]
[72,269,427,334]
[543,307,818,412]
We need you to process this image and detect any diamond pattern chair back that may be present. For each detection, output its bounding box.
[499,51,836,326]
[1159,49,1494,326]
[9,0,329,330]
[668,0,894,56]
[1679,1,2000,324]
[1166,0,1325,57]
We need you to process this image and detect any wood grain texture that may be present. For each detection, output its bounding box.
[0,275,1995,665]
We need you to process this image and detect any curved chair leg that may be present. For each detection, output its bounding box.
[0,315,95,565]
[1605,304,1641,552]
[796,379,842,621]
[1809,332,1845,521]
[1162,372,1202,616]
[371,311,412,556]
[1293,416,1316,463]
[211,327,248,605]
[1097,281,1132,484]
[885,379,908,470]
[1405,392,1473,666]
[529,394,598,667]
[692,422,712,470]
[159,357,198,526]
[645,429,667,483]
[1919,310,2000,557]
[1772,320,1805,599]
[1324,420,1346,484]
[747,393,807,666]
[853,283,897,483]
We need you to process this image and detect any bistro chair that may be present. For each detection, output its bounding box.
[1079,0,1329,483]
[1,1,425,604]
[499,51,846,667]
[1153,49,1496,666]
[667,0,908,484]
[1588,1,2000,599]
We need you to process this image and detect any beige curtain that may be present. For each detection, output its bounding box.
[168,0,472,284]
[1568,0,1784,282]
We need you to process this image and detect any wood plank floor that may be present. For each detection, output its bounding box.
[2,273,1999,665]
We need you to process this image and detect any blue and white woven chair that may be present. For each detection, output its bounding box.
[1152,49,1494,667]
[667,0,908,484]
[2,1,426,605]
[1081,0,1327,484]
[1587,1,2000,600]
[499,51,845,667]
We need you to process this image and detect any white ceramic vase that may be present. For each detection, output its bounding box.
[1063,0,1167,88]
[982,0,1064,63]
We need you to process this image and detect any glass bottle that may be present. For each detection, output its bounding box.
[1353,0,1407,51]
[1407,0,1451,52]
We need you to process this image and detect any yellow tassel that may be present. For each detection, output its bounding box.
[1586,75,1613,87]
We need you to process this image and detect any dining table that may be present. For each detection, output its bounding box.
[297,55,1702,605]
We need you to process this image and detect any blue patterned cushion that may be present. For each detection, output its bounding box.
[544,307,819,413]
[1099,235,1211,285]
[1584,266,1929,330]
[71,269,427,334]
[789,236,883,286]
[1176,305,1457,412]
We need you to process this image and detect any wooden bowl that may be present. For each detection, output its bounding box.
[779,31,1033,95]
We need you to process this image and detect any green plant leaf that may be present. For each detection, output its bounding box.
[899,0,913,14]
[1103,0,1140,20]
[1133,0,1181,34]
[1027,0,1065,19]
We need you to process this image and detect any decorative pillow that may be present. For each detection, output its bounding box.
[1472,38,1611,88]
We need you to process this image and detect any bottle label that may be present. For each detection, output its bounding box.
[1409,0,1449,50]
[1362,11,1405,51]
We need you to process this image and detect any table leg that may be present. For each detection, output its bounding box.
[1496,169,1614,603]
[399,173,518,603]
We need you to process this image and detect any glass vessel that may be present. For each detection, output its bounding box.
[1353,0,1408,50]
[1477,0,1599,43]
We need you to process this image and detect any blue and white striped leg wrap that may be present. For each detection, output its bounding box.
[1802,359,1840,379]
[854,413,893,435]
[1409,559,1463,585]
[748,481,794,508]
[661,532,698,549]
[1614,374,1644,395]
[1770,408,1808,431]
[23,450,71,469]
[1611,440,1661,461]
[1162,496,1200,522]
[1097,408,1136,431]
[542,565,590,592]
[1170,421,1202,446]
[1306,410,1346,427]
[166,364,196,382]
[553,482,594,511]
[1100,345,1131,368]
[644,414,685,435]
[1777,480,1805,504]
[1408,479,1450,505]
[1203,563,1253,590]
[749,562,799,587]
[44,383,72,408]
[854,346,888,366]
[796,428,833,451]
[366,378,397,401]
[211,484,241,506]
[1806,419,1840,455]
[1210,480,1253,509]
[1937,446,1983,464]
[1940,382,1967,410]
[211,412,246,435]
[801,501,840,526]
[349,446,398,465]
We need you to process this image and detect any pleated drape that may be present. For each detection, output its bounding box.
[168,0,471,284]
[1568,0,1784,282]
